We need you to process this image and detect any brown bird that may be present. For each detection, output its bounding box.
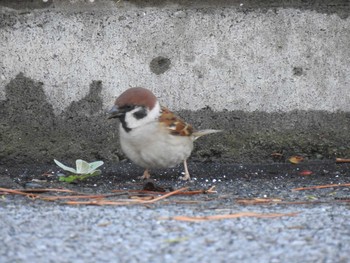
[109,87,220,180]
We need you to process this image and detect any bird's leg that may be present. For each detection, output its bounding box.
[139,169,151,180]
[179,159,191,181]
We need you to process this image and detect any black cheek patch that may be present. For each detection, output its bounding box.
[133,107,147,120]
[119,115,131,133]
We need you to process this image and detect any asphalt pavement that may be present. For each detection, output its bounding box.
[1,161,350,263]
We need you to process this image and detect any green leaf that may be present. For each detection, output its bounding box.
[90,170,102,176]
[58,175,81,183]
[58,171,101,183]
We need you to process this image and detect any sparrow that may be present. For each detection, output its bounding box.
[108,87,221,180]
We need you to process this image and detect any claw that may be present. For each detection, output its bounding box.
[138,169,151,180]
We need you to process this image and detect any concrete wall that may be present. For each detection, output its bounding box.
[0,0,349,165]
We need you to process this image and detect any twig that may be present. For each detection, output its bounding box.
[112,186,216,196]
[237,199,350,205]
[16,188,80,194]
[236,198,282,205]
[1,186,214,206]
[335,158,350,163]
[64,187,190,206]
[112,189,168,195]
[292,183,350,191]
[165,212,300,222]
[0,188,38,198]
[136,187,189,203]
[40,193,127,201]
[65,200,140,206]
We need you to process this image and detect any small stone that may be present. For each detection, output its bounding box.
[174,11,187,18]
[25,182,42,188]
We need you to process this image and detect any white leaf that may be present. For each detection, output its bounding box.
[87,161,104,174]
[75,159,90,174]
[54,159,77,174]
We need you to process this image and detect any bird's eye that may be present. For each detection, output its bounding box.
[122,105,135,111]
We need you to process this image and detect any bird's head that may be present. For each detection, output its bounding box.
[108,87,161,131]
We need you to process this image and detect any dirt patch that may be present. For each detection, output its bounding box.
[0,73,119,166]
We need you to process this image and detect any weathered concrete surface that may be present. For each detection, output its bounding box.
[0,0,349,165]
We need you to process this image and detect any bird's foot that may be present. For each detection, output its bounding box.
[179,160,191,181]
[179,173,191,181]
[138,169,151,180]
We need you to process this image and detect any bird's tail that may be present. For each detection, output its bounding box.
[192,129,222,140]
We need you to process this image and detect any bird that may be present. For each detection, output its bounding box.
[108,87,221,180]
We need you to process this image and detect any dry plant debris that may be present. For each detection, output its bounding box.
[335,158,350,163]
[163,212,300,222]
[298,170,313,176]
[112,185,217,196]
[65,187,191,206]
[288,156,304,164]
[292,183,350,191]
[235,198,350,205]
[236,198,283,205]
[0,186,217,206]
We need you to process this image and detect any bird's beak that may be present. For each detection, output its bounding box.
[108,105,122,119]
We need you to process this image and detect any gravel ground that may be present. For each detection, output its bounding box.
[1,161,350,263]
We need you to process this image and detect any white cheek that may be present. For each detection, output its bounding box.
[124,110,143,129]
[124,102,161,129]
[124,112,138,129]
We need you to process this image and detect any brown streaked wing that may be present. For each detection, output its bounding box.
[159,107,193,136]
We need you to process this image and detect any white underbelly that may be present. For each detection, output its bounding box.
[120,123,194,169]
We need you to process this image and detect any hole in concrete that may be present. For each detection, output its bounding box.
[293,67,303,76]
[150,56,171,75]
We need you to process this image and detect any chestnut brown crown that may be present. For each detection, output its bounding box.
[115,87,157,110]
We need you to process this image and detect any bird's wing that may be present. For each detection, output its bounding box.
[159,106,193,136]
